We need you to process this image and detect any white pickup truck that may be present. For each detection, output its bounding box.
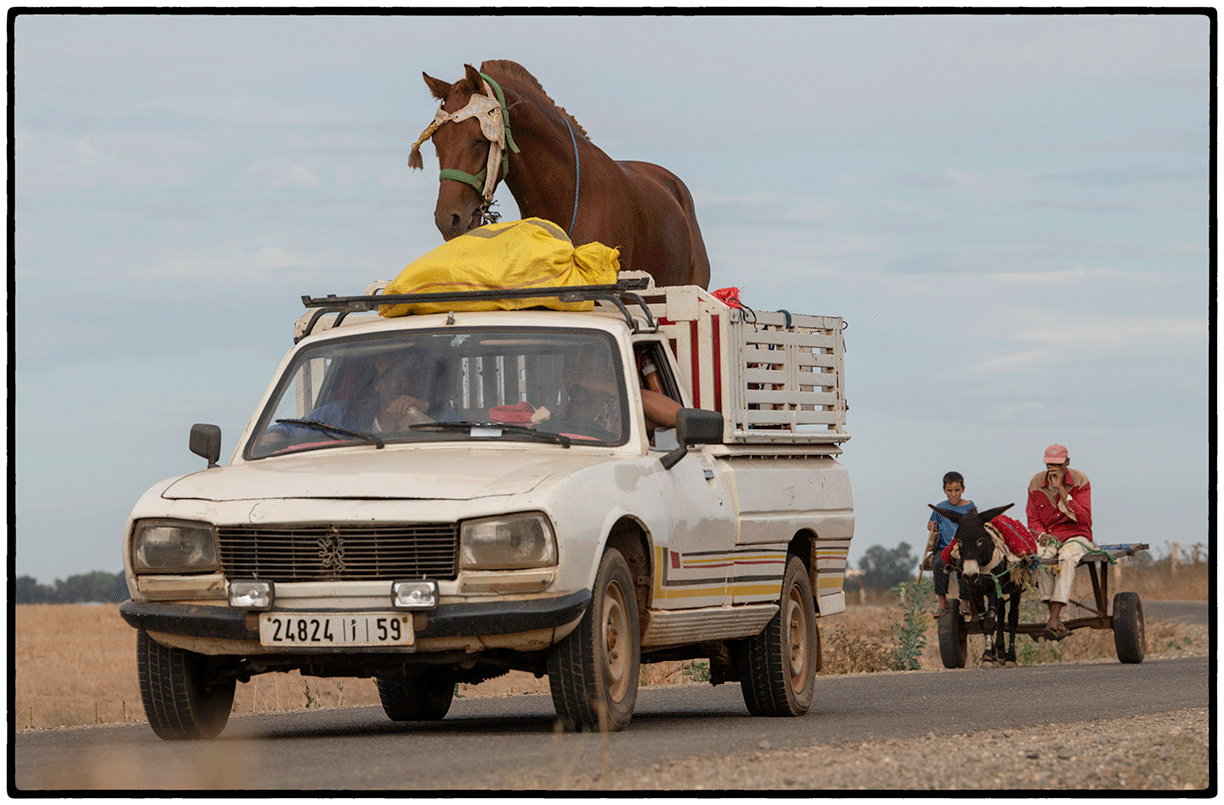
[120,275,853,739]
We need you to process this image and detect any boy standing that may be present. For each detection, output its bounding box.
[925,472,975,617]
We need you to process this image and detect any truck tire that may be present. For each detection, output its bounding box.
[375,672,455,721]
[938,598,969,668]
[739,555,817,717]
[137,629,235,740]
[1112,591,1145,664]
[548,547,640,731]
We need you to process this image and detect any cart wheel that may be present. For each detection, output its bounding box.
[1113,591,1145,664]
[938,599,968,669]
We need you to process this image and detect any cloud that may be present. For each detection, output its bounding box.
[944,168,1037,203]
[243,156,326,189]
[882,252,967,275]
[975,349,1052,371]
[15,129,203,192]
[1034,164,1206,187]
[986,266,1119,284]
[1014,316,1206,347]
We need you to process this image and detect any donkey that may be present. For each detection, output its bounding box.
[929,503,1023,667]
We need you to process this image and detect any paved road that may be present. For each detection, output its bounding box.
[1142,600,1209,626]
[13,656,1208,791]
[1062,598,1209,626]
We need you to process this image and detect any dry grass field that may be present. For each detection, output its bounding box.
[13,558,1208,732]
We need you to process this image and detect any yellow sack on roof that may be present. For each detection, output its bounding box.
[379,218,620,317]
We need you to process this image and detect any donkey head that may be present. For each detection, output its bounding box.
[928,503,1014,579]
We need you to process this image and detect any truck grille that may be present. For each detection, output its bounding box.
[217,523,460,582]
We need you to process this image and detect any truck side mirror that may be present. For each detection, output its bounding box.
[189,424,222,469]
[660,409,723,470]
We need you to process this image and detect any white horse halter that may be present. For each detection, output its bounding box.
[410,78,515,203]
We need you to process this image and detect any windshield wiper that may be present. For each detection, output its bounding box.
[275,419,385,449]
[409,421,572,448]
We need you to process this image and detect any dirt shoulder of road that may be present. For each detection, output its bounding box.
[502,707,1212,791]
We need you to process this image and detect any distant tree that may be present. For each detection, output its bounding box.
[857,542,918,591]
[15,571,127,604]
[15,575,52,604]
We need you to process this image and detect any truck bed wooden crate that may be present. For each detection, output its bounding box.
[637,283,848,446]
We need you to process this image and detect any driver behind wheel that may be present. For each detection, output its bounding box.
[259,347,458,446]
[562,344,622,436]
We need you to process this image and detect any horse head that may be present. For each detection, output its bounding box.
[411,64,518,240]
[928,503,1014,579]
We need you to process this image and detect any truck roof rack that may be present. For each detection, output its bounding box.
[297,276,656,341]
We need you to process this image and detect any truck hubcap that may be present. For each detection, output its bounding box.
[602,579,631,700]
[786,584,809,693]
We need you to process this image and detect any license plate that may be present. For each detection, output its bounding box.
[259,613,414,647]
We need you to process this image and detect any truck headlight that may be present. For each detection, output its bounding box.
[460,513,556,570]
[132,519,220,574]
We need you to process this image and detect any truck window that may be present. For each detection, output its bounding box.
[246,329,628,458]
[634,342,684,448]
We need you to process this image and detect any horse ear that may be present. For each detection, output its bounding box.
[423,72,451,101]
[978,503,1015,523]
[464,64,484,91]
[929,504,963,523]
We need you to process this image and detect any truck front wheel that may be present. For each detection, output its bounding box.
[739,555,817,717]
[375,671,454,721]
[548,547,640,731]
[137,629,235,740]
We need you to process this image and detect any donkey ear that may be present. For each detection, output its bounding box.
[423,72,451,101]
[978,503,1015,523]
[929,504,963,523]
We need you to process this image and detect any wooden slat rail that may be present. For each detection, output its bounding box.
[1035,543,1149,566]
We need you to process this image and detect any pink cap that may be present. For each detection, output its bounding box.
[1043,444,1069,464]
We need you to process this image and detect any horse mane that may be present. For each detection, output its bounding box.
[480,59,590,141]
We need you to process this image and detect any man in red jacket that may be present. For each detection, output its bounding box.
[1027,444,1093,640]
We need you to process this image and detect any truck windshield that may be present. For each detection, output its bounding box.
[247,328,628,458]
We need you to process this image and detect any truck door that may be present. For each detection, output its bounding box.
[635,341,736,609]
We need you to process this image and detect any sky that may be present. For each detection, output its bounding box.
[12,11,1212,584]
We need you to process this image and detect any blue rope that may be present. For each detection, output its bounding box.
[563,117,580,238]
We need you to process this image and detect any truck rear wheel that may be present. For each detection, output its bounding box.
[938,598,969,668]
[1112,591,1145,664]
[548,547,640,731]
[137,629,235,740]
[739,555,816,717]
[375,671,454,721]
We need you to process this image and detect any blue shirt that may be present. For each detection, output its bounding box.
[928,500,976,552]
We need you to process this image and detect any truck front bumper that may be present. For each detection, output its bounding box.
[119,590,591,645]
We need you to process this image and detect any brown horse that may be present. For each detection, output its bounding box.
[409,60,710,289]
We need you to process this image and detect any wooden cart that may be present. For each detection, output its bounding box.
[938,543,1149,668]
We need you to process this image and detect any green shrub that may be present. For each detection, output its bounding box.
[889,578,933,670]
